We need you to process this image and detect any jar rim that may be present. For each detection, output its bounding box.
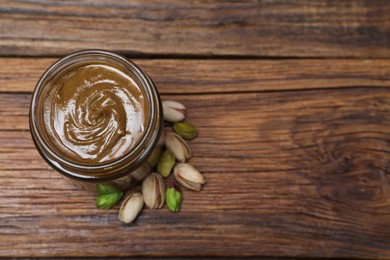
[30,49,162,181]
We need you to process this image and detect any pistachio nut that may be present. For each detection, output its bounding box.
[162,100,186,122]
[96,192,123,209]
[165,132,192,163]
[130,163,151,182]
[166,183,182,212]
[174,163,206,191]
[173,122,198,140]
[118,193,144,224]
[96,183,121,194]
[142,172,165,209]
[146,147,161,168]
[157,150,176,178]
[112,175,132,191]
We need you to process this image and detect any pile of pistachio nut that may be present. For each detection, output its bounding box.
[94,100,206,224]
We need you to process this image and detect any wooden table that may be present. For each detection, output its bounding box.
[1,1,389,258]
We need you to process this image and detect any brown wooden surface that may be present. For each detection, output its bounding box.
[2,58,390,93]
[1,0,390,57]
[1,60,389,258]
[1,0,390,259]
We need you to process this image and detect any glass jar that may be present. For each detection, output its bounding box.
[30,50,163,191]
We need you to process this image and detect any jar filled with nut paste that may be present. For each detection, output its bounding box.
[30,50,163,191]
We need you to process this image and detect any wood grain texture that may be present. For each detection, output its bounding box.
[2,58,390,93]
[1,0,390,57]
[1,0,390,258]
[0,86,389,258]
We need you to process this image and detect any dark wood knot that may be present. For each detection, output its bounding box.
[290,103,390,213]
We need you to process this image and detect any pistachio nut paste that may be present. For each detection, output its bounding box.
[43,62,148,164]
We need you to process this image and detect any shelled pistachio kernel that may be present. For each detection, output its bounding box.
[173,122,198,140]
[166,183,182,212]
[96,183,121,194]
[146,147,161,168]
[96,192,123,209]
[157,150,176,178]
[95,183,123,209]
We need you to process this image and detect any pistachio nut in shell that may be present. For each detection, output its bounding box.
[164,132,192,163]
[142,172,165,209]
[162,100,186,122]
[113,174,132,191]
[173,122,198,140]
[174,163,206,191]
[118,193,144,224]
[130,163,151,182]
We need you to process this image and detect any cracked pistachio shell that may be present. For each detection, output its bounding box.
[118,193,144,224]
[162,100,186,122]
[164,132,192,163]
[174,163,206,191]
[142,173,165,209]
[173,122,198,140]
[130,163,151,182]
[157,150,176,178]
